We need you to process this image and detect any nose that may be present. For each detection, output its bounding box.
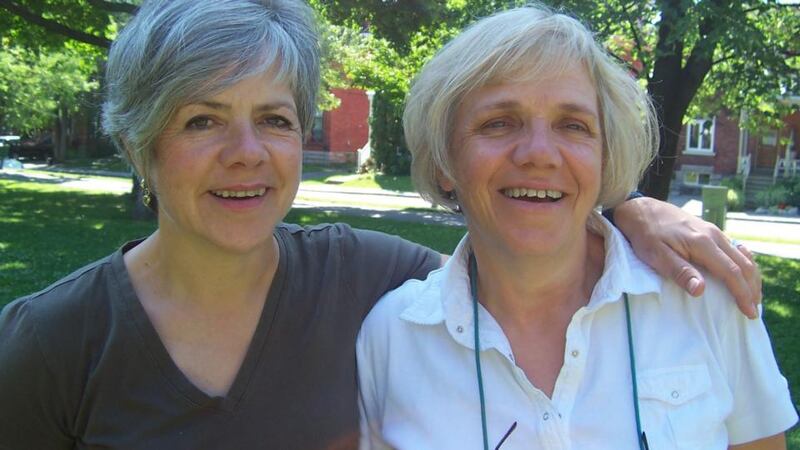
[511,120,562,168]
[219,122,267,168]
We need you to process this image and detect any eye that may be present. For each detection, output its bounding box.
[185,116,214,130]
[561,120,592,134]
[482,119,511,129]
[261,115,297,131]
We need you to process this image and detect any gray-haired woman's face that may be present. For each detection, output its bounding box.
[441,61,603,258]
[151,70,303,252]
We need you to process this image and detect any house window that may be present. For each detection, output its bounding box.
[761,130,778,146]
[685,118,715,155]
[683,171,711,186]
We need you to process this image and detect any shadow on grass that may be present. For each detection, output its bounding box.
[0,181,155,305]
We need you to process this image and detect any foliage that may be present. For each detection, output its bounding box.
[0,45,100,134]
[720,176,744,211]
[726,188,743,212]
[777,176,800,207]
[755,183,791,208]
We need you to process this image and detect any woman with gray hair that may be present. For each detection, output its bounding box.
[0,0,765,449]
[358,5,796,450]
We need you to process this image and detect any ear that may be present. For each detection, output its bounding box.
[436,169,455,193]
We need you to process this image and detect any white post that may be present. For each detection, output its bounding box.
[357,90,375,169]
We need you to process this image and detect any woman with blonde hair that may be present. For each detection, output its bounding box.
[358,5,796,449]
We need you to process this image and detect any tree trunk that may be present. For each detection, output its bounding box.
[639,0,720,200]
[52,108,69,164]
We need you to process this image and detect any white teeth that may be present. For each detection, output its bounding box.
[212,188,267,198]
[502,188,564,200]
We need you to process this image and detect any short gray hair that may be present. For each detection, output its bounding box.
[102,0,320,180]
[404,4,658,210]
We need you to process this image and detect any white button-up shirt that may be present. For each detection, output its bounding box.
[357,214,797,449]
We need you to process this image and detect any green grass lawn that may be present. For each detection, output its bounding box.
[0,179,797,446]
[302,171,415,192]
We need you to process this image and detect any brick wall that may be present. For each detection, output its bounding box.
[326,88,369,153]
[675,111,739,176]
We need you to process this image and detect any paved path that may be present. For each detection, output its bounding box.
[3,166,799,259]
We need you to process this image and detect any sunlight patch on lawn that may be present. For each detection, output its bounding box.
[765,302,794,319]
[0,261,28,271]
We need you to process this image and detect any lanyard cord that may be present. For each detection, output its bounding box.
[469,253,646,450]
[624,293,648,450]
[469,253,490,450]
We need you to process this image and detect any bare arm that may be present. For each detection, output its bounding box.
[613,197,761,319]
[729,432,786,450]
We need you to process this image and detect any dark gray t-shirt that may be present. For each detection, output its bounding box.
[0,223,440,450]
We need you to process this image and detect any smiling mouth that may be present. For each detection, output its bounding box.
[211,188,267,199]
[502,188,563,202]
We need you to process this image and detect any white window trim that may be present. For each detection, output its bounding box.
[684,117,716,156]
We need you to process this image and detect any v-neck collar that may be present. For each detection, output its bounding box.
[112,235,288,412]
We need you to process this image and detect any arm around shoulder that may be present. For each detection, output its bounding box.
[0,299,74,449]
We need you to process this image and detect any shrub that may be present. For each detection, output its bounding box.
[755,184,790,208]
[777,177,800,206]
[726,188,743,211]
[370,91,411,176]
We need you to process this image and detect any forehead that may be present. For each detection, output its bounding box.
[460,62,598,115]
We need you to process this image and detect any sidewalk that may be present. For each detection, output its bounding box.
[668,194,800,259]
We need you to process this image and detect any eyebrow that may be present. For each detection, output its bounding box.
[476,100,598,119]
[559,102,599,119]
[193,100,297,114]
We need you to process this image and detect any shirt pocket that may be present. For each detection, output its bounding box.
[637,365,723,449]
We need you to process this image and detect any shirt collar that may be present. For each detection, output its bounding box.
[400,212,662,347]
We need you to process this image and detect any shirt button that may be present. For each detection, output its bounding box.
[571,350,580,358]
[456,326,464,333]
[543,412,550,421]
[671,390,680,399]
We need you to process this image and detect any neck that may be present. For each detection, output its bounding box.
[125,228,279,311]
[470,228,605,328]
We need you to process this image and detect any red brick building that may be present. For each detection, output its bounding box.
[304,88,370,164]
[673,105,799,192]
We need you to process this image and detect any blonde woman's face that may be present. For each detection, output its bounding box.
[442,61,603,259]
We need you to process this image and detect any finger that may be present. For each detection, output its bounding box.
[732,241,763,306]
[715,237,761,308]
[642,243,706,297]
[687,240,758,319]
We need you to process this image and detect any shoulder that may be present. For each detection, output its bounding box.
[361,267,444,338]
[1,249,126,370]
[4,252,118,329]
[277,221,433,256]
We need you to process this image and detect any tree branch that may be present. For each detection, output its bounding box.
[86,0,137,15]
[620,0,648,75]
[0,0,112,48]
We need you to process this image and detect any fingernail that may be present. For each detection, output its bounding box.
[688,278,701,295]
[752,303,761,320]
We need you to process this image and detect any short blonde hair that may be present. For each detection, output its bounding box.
[404,4,657,210]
